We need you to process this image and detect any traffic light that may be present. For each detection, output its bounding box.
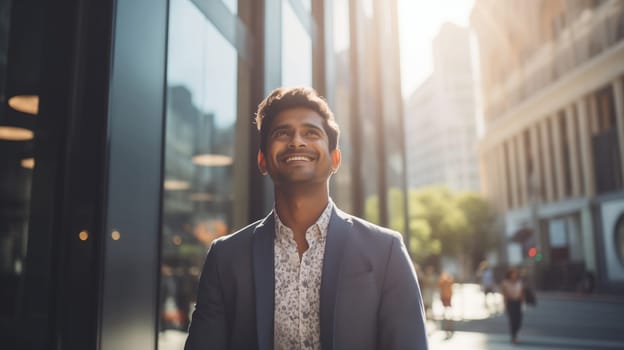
[527,247,542,262]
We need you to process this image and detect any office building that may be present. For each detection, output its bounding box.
[471,0,624,292]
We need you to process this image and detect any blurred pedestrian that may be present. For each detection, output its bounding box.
[437,272,454,339]
[501,267,524,344]
[420,265,436,319]
[477,260,497,313]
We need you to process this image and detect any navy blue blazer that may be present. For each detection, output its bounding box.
[184,207,428,350]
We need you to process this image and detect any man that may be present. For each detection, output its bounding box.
[185,87,428,350]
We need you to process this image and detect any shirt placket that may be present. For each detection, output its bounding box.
[299,235,309,349]
[302,226,319,349]
[286,234,301,350]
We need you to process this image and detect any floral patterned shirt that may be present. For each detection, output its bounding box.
[273,201,333,350]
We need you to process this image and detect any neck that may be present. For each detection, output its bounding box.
[274,183,329,235]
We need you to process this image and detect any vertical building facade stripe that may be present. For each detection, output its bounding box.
[539,118,555,203]
[494,143,509,210]
[565,105,582,197]
[576,98,596,197]
[312,0,327,96]
[348,0,363,217]
[372,0,388,227]
[550,114,566,200]
[99,0,168,348]
[508,138,519,208]
[516,133,528,207]
[613,77,624,183]
[529,124,542,202]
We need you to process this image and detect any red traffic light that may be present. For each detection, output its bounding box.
[528,247,537,257]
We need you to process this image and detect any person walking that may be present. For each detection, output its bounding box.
[477,260,497,313]
[437,272,454,339]
[501,267,524,344]
[420,265,436,320]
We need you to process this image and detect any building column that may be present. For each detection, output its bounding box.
[479,151,490,199]
[516,133,528,207]
[494,149,503,209]
[550,114,566,200]
[508,138,519,209]
[565,105,582,197]
[529,124,542,202]
[589,94,600,135]
[487,151,498,205]
[576,97,596,197]
[539,118,555,202]
[497,144,509,211]
[613,77,624,182]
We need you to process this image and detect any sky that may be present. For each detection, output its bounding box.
[398,0,475,99]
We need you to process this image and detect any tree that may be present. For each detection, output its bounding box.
[364,186,500,266]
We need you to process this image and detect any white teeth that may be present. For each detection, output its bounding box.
[285,156,311,163]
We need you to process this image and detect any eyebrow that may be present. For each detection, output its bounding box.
[270,123,324,134]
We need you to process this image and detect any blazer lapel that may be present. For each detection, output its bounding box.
[253,212,275,350]
[320,208,353,350]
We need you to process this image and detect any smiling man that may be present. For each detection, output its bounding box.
[185,87,428,350]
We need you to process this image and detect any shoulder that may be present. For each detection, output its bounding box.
[334,207,404,248]
[341,210,402,239]
[209,217,266,252]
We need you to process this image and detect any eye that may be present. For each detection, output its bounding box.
[305,129,321,137]
[272,129,289,138]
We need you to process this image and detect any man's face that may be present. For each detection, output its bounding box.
[257,107,340,187]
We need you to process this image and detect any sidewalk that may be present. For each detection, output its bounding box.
[428,330,624,350]
[537,290,624,304]
[426,283,624,349]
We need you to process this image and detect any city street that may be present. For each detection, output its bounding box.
[159,283,624,350]
[427,284,624,350]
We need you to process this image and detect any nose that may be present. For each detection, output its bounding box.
[289,131,307,148]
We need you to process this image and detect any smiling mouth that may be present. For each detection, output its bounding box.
[284,155,313,163]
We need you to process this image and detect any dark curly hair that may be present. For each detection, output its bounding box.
[254,87,340,152]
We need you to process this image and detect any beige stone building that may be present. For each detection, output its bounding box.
[471,0,624,291]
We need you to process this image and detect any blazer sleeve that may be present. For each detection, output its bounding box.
[184,240,228,350]
[378,235,429,349]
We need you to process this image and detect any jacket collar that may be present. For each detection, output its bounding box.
[320,208,353,350]
[252,212,275,350]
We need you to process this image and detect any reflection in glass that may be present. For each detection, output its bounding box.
[281,0,312,87]
[0,141,33,320]
[159,0,238,344]
[617,215,624,266]
[0,0,36,324]
[329,0,354,213]
[359,13,381,224]
[220,0,237,15]
[300,0,311,12]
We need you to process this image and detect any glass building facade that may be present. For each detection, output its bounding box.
[0,0,406,348]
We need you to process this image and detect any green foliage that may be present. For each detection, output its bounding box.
[365,186,500,264]
[364,195,380,225]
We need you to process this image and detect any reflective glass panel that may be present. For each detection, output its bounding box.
[159,0,238,347]
[0,133,33,319]
[616,215,624,266]
[329,0,353,213]
[220,0,237,14]
[0,0,36,326]
[281,0,312,87]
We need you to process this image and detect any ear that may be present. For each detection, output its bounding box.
[257,150,268,175]
[330,148,341,174]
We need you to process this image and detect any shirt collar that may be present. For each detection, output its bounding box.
[274,199,334,242]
